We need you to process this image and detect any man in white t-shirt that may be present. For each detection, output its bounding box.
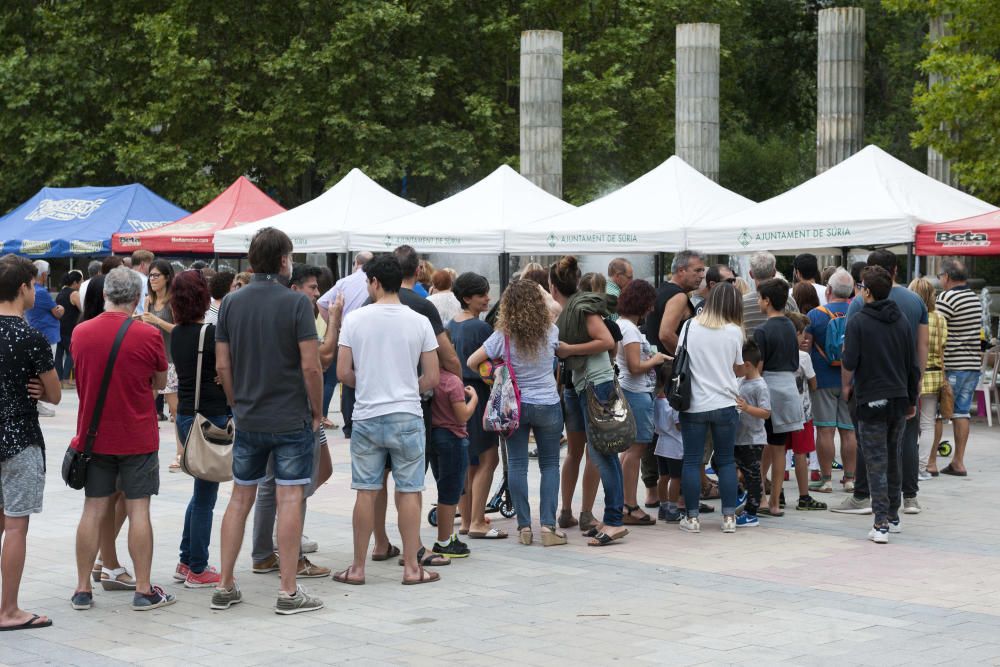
[334,255,440,587]
[792,253,827,307]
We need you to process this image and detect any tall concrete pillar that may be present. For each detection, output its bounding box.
[926,15,956,187]
[675,23,720,182]
[817,7,865,174]
[520,30,563,198]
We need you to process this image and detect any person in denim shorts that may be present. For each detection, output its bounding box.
[334,255,441,586]
[212,228,325,616]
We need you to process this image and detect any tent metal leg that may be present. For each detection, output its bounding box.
[905,243,914,282]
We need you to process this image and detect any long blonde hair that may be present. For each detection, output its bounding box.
[908,277,936,313]
[695,282,743,330]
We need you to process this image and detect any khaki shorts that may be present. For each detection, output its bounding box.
[811,387,854,431]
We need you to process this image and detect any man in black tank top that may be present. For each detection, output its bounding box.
[645,251,705,354]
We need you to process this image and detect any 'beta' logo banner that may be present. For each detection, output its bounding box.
[934,231,990,248]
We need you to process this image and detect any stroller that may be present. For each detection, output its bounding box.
[427,437,516,527]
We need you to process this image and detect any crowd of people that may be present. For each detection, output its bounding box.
[0,234,990,628]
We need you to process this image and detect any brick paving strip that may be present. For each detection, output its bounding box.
[3,392,1000,666]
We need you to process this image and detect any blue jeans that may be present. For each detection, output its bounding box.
[947,369,980,419]
[351,413,426,492]
[429,428,469,505]
[680,407,739,517]
[577,382,625,527]
[54,341,73,380]
[176,414,227,573]
[322,361,338,418]
[506,401,564,529]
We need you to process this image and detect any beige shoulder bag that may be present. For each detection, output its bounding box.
[180,324,235,482]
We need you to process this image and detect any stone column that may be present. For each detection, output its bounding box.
[927,15,956,187]
[675,23,720,182]
[520,30,563,198]
[816,7,865,173]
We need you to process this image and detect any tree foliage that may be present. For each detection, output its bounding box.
[0,0,942,216]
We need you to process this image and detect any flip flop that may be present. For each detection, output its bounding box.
[0,614,52,631]
[402,567,440,586]
[467,527,508,539]
[370,544,400,562]
[397,546,451,567]
[332,569,365,586]
[587,529,629,547]
[759,507,785,517]
[940,464,968,477]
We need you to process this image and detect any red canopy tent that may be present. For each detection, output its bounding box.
[112,176,285,254]
[916,209,1000,256]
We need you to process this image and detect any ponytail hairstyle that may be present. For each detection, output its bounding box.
[549,255,581,297]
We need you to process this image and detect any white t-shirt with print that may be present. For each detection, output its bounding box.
[795,350,816,421]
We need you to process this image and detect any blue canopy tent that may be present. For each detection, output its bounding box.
[0,184,187,257]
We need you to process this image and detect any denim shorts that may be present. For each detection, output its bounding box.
[947,369,980,419]
[351,413,426,493]
[623,389,654,444]
[233,424,315,486]
[563,387,586,433]
[429,427,469,505]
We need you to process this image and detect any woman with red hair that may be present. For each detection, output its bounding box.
[169,270,230,589]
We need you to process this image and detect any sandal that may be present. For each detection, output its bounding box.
[397,546,451,567]
[0,614,52,631]
[578,511,598,532]
[941,463,968,477]
[91,560,102,583]
[100,566,136,591]
[370,544,400,561]
[467,527,508,539]
[698,502,715,514]
[541,526,567,547]
[701,481,720,500]
[623,504,655,526]
[587,528,629,547]
[332,568,365,585]
[168,456,182,473]
[759,507,785,517]
[402,567,440,586]
[519,527,533,545]
[557,509,578,529]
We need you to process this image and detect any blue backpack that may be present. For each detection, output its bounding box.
[816,306,847,366]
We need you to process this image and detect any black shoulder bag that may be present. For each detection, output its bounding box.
[667,319,693,412]
[61,318,133,489]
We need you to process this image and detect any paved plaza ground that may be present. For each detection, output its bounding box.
[2,392,1000,666]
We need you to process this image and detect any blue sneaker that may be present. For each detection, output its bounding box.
[735,490,748,514]
[832,459,844,470]
[735,512,759,528]
[705,467,715,476]
[131,585,176,611]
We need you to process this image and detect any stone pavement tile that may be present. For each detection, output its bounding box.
[0,646,42,665]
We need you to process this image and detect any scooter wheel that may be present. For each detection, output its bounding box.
[427,507,438,527]
[499,499,516,519]
[938,442,953,457]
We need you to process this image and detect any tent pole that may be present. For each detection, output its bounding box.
[840,247,849,268]
[213,253,219,270]
[500,253,511,290]
[905,243,914,282]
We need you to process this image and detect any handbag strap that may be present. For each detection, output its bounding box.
[676,318,692,355]
[193,324,208,412]
[82,317,133,458]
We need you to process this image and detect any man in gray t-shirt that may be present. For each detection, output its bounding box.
[213,227,326,616]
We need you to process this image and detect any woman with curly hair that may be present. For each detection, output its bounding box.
[169,270,229,587]
[615,279,670,525]
[141,259,180,468]
[468,279,565,546]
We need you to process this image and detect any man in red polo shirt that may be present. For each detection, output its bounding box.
[69,267,171,611]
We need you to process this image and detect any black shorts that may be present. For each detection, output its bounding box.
[656,455,683,478]
[84,452,159,499]
[764,419,788,447]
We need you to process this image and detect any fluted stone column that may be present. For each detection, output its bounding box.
[817,7,865,173]
[927,15,956,187]
[675,23,720,182]
[520,30,563,198]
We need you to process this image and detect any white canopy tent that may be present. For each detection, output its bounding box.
[687,145,996,254]
[212,168,419,253]
[505,156,754,254]
[349,164,574,254]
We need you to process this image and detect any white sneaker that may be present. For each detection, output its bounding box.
[301,534,318,554]
[679,516,701,533]
[918,470,933,481]
[868,527,889,544]
[903,497,921,515]
[37,403,56,417]
[831,495,872,514]
[888,519,902,534]
[721,515,736,534]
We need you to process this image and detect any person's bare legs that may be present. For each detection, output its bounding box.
[218,484,257,590]
[123,497,153,595]
[656,474,670,505]
[560,431,586,514]
[76,497,112,594]
[927,419,943,473]
[581,453,599,513]
[621,443,645,516]
[275,484,305,595]
[0,515,48,627]
[95,492,127,572]
[816,427,835,479]
[468,446,498,533]
[436,502,458,543]
[397,490,433,583]
[338,489,377,583]
[372,470,391,555]
[793,452,810,496]
[767,445,785,513]
[839,428,857,477]
[952,418,970,472]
